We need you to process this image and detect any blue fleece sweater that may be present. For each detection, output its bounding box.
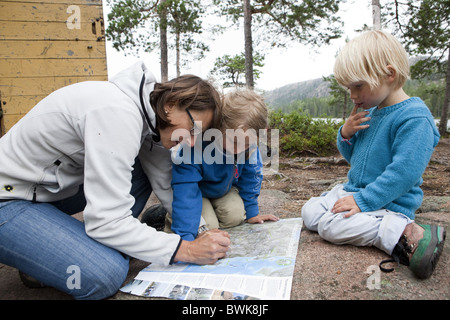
[171,142,263,240]
[337,97,440,219]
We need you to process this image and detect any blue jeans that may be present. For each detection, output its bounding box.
[0,158,152,300]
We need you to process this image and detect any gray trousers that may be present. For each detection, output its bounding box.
[301,184,412,255]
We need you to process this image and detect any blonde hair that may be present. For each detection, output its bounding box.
[334,30,410,90]
[222,89,268,133]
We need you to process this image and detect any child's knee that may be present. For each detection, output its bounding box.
[213,194,246,229]
[218,206,245,228]
[201,198,220,230]
[317,212,347,244]
[301,202,314,229]
[301,198,323,232]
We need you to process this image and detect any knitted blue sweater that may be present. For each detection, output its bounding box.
[337,97,440,219]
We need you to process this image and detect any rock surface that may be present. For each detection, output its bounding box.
[1,139,448,301]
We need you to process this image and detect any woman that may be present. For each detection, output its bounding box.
[0,61,230,299]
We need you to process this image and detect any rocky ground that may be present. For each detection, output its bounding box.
[262,137,450,300]
[0,139,448,300]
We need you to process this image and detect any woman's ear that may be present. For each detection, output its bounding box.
[164,103,176,114]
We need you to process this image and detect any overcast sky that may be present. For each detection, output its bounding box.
[103,0,372,91]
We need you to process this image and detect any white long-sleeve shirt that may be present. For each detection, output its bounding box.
[0,61,180,265]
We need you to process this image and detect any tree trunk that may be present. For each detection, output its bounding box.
[439,47,450,135]
[175,31,181,77]
[159,0,169,82]
[244,0,254,89]
[372,0,381,30]
[343,91,348,120]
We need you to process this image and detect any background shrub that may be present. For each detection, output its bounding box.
[269,109,343,157]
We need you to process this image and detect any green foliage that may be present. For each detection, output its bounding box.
[269,109,343,157]
[323,74,349,119]
[106,0,156,53]
[403,79,446,117]
[384,0,449,78]
[106,0,209,63]
[383,0,449,135]
[164,0,209,63]
[210,52,265,88]
[212,0,343,48]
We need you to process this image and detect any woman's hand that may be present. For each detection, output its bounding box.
[173,229,230,265]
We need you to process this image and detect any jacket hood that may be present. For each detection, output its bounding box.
[109,61,158,135]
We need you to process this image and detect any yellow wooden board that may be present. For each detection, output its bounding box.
[0,0,107,134]
[0,95,47,115]
[0,75,107,133]
[0,40,106,59]
[2,0,102,4]
[0,75,107,98]
[0,59,107,77]
[0,2,103,22]
[0,21,104,41]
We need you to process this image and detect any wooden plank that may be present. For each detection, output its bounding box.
[0,20,105,41]
[0,58,107,77]
[0,75,107,96]
[0,40,105,59]
[0,2,103,22]
[0,0,102,5]
[1,95,46,115]
[0,0,107,134]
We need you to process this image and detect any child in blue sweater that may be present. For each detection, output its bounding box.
[166,89,279,241]
[301,30,445,279]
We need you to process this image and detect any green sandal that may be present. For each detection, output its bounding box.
[380,224,446,279]
[409,224,446,279]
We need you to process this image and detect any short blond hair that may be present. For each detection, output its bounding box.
[222,89,268,132]
[334,30,410,90]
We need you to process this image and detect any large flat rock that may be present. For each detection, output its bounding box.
[1,190,447,301]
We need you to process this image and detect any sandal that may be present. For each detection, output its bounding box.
[380,223,445,279]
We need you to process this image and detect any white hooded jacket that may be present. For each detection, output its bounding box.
[0,61,181,265]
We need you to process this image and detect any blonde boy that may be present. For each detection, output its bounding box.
[167,89,278,241]
[301,30,445,279]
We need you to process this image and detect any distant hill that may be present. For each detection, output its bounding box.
[262,56,440,109]
[263,78,330,107]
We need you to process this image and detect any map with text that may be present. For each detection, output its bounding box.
[120,217,303,300]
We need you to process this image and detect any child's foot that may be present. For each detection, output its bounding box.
[383,222,446,279]
[402,222,425,258]
[407,223,446,279]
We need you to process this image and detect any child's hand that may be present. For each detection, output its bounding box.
[341,104,371,139]
[331,195,361,218]
[247,214,280,224]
